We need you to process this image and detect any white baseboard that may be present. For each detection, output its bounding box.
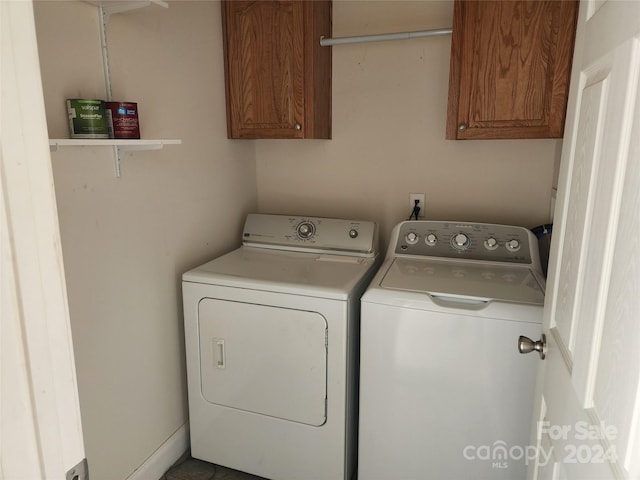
[126,424,189,480]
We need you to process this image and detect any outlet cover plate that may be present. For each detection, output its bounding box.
[66,458,88,480]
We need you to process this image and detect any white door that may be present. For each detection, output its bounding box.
[528,1,640,479]
[1,1,86,479]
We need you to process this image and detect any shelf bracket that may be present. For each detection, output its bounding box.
[92,0,170,177]
[96,3,120,175]
[97,3,113,101]
[114,143,162,176]
[94,0,171,100]
[49,140,181,177]
[101,1,168,17]
[112,146,121,177]
[86,1,169,19]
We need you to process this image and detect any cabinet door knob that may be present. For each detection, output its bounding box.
[457,123,467,132]
[294,123,302,131]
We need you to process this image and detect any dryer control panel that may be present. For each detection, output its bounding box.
[242,213,378,257]
[394,221,535,265]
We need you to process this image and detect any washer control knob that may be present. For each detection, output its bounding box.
[296,221,315,239]
[452,233,470,250]
[349,228,359,239]
[484,237,499,250]
[506,239,521,252]
[425,233,438,246]
[405,232,419,245]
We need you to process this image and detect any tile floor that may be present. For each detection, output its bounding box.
[162,454,267,480]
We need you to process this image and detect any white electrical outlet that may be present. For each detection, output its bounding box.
[409,193,425,218]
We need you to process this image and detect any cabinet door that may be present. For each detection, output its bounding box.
[446,1,578,140]
[222,1,305,139]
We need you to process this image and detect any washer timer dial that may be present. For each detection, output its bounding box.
[451,233,471,251]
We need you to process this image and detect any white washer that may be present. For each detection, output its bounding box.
[358,220,545,480]
[182,213,378,480]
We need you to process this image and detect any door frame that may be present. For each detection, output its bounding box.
[1,1,85,478]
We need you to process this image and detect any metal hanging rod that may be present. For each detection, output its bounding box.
[319,28,452,47]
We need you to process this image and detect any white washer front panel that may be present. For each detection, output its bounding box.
[381,257,545,305]
[358,301,541,480]
[198,298,327,426]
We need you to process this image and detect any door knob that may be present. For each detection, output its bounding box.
[518,334,546,359]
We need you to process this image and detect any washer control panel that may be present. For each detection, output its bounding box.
[242,213,377,256]
[396,221,534,264]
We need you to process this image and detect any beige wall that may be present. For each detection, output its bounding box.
[34,2,256,479]
[34,0,562,478]
[256,0,561,247]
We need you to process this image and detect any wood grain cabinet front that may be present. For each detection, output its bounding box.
[221,0,332,139]
[446,0,579,140]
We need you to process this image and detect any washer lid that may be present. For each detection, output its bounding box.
[183,246,377,300]
[380,258,545,305]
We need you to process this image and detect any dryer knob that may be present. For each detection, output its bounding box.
[297,221,316,239]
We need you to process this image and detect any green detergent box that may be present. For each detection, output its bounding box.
[66,99,110,138]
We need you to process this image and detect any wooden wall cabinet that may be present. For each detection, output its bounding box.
[221,0,332,139]
[446,1,578,140]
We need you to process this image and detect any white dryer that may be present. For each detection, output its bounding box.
[182,213,378,480]
[358,220,545,480]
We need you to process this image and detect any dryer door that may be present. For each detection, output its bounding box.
[198,298,328,426]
